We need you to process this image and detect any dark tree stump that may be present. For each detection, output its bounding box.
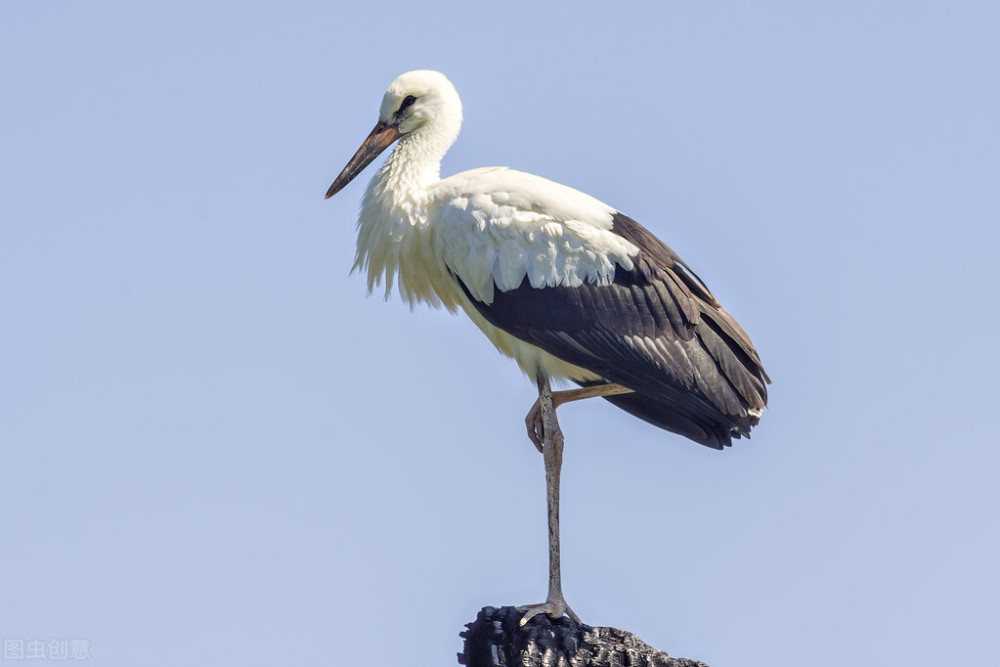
[458,606,709,667]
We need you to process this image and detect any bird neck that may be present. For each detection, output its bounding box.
[375,131,450,196]
[354,128,459,311]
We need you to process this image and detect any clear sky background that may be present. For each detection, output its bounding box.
[2,2,998,665]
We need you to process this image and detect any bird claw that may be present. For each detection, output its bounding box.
[517,598,581,626]
[524,400,544,453]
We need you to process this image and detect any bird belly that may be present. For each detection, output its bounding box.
[456,298,603,384]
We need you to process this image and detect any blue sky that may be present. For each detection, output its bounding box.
[2,2,998,665]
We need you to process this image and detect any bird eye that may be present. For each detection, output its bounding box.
[398,95,417,112]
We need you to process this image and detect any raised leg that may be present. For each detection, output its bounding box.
[525,382,633,453]
[517,376,581,626]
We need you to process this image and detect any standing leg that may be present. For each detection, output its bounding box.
[517,376,581,625]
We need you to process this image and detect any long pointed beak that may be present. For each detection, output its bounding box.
[325,121,402,199]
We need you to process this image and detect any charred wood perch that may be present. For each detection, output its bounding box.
[458,606,709,667]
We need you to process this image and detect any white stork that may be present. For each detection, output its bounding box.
[325,70,769,624]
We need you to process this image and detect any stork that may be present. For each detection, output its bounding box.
[325,70,769,625]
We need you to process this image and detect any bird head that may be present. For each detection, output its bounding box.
[325,70,463,199]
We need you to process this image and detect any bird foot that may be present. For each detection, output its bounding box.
[525,383,633,454]
[516,597,581,626]
[524,399,545,453]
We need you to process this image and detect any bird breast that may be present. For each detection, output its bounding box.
[353,165,462,311]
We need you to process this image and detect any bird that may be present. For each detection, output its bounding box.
[325,70,769,625]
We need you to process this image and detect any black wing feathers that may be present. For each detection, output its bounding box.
[458,212,769,450]
[613,213,719,308]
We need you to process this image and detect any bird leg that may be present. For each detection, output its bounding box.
[517,376,582,626]
[525,382,633,453]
